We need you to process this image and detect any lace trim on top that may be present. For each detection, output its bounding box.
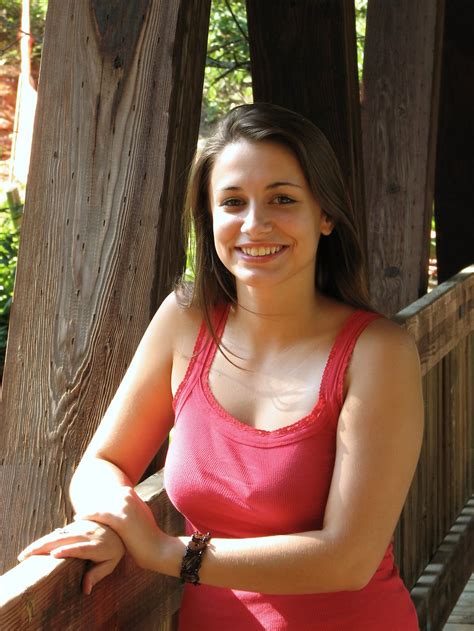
[200,307,359,437]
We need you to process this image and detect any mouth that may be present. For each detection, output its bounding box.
[237,245,285,257]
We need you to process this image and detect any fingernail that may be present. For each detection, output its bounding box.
[17,553,25,561]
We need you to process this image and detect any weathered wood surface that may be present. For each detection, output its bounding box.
[392,268,474,630]
[0,472,184,631]
[246,0,367,249]
[411,497,474,631]
[394,266,474,376]
[0,0,211,574]
[444,573,474,628]
[435,0,474,283]
[362,0,445,315]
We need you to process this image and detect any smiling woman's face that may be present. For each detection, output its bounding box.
[208,139,333,292]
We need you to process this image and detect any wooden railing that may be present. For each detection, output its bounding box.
[395,266,474,629]
[1,267,473,630]
[0,473,183,630]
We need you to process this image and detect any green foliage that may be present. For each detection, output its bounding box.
[0,208,19,377]
[355,0,368,80]
[203,0,251,126]
[0,0,48,70]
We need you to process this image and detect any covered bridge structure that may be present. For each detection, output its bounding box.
[0,1,473,629]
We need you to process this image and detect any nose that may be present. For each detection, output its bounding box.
[241,202,272,235]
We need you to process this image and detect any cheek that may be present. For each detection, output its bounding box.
[212,211,241,245]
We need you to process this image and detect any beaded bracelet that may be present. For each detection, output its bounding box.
[180,531,212,586]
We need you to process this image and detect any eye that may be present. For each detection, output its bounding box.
[219,198,245,208]
[271,195,296,205]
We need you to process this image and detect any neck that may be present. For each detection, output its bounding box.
[230,280,326,349]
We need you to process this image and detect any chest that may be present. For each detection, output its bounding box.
[207,341,333,431]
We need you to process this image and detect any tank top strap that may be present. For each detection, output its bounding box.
[173,303,230,417]
[320,310,382,423]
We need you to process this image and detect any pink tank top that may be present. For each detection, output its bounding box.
[165,305,419,631]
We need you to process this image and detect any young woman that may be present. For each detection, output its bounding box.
[19,104,424,630]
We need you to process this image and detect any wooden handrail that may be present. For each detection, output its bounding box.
[394,265,474,629]
[0,472,183,630]
[395,265,473,375]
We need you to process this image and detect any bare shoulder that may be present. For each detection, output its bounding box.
[150,291,203,359]
[346,315,422,411]
[352,315,420,371]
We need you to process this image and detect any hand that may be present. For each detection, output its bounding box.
[17,519,125,595]
[78,486,165,571]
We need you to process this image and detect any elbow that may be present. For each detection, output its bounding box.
[344,572,372,592]
[342,558,377,592]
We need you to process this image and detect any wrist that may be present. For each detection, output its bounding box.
[153,533,186,578]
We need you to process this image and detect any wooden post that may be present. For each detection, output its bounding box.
[361,0,445,316]
[246,0,367,251]
[434,0,474,283]
[0,0,211,573]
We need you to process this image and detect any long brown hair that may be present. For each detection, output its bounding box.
[178,103,372,337]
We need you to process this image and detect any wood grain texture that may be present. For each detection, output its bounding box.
[411,497,474,631]
[0,0,211,573]
[362,0,445,316]
[395,266,474,376]
[246,0,367,250]
[0,472,184,630]
[390,268,474,630]
[445,574,474,626]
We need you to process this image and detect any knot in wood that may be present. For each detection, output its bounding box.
[387,182,401,194]
[384,266,400,278]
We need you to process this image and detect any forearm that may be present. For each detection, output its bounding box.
[158,530,367,594]
[70,457,133,517]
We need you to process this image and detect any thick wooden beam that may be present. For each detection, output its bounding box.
[394,266,474,376]
[0,473,184,630]
[0,0,211,573]
[434,0,474,283]
[246,0,367,249]
[362,0,445,315]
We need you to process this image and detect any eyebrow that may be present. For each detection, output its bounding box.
[218,181,304,192]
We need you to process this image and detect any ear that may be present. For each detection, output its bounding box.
[320,212,335,236]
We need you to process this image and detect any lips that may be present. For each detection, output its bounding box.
[238,245,284,257]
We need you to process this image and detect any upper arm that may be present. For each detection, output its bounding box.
[322,318,424,586]
[81,292,197,484]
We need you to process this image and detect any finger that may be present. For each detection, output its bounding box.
[82,559,119,596]
[50,541,101,560]
[18,533,88,560]
[78,511,122,532]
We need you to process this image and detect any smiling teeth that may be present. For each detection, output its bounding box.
[241,245,283,257]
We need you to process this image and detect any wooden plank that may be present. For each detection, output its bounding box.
[361,0,445,315]
[394,269,473,592]
[0,0,211,574]
[435,1,474,283]
[246,0,367,249]
[445,575,474,625]
[0,472,184,630]
[394,267,474,376]
[411,497,474,631]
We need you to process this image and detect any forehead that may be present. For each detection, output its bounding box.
[209,140,306,188]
